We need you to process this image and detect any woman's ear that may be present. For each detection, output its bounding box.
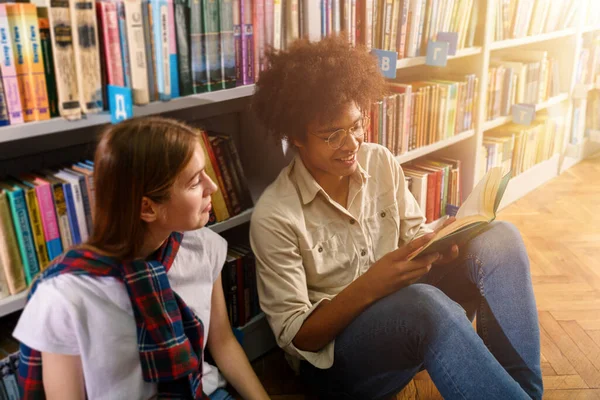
[140,197,158,223]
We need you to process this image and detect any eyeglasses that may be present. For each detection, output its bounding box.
[311,116,370,150]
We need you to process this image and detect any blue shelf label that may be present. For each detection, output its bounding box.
[371,49,397,79]
[426,41,449,67]
[108,85,133,124]
[512,103,536,126]
[437,32,458,56]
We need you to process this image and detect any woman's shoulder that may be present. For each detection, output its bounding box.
[171,228,228,283]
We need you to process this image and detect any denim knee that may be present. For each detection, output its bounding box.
[404,284,469,339]
[466,221,530,274]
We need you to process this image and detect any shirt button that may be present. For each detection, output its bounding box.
[350,219,355,224]
[318,247,323,253]
[380,211,386,218]
[361,249,367,257]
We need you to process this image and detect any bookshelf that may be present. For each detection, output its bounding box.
[0,0,598,367]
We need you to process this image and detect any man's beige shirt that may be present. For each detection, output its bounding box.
[249,143,430,369]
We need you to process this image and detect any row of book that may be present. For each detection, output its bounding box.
[482,113,564,176]
[493,0,579,41]
[0,353,19,400]
[223,244,260,328]
[0,130,252,300]
[354,0,478,57]
[403,156,462,223]
[486,50,561,121]
[366,78,477,155]
[575,33,600,87]
[0,0,268,125]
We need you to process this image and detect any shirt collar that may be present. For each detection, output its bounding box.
[290,153,370,205]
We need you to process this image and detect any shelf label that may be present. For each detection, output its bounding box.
[371,49,397,79]
[436,32,458,55]
[426,40,449,67]
[512,103,536,125]
[108,85,133,124]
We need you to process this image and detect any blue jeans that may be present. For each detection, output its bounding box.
[208,388,235,400]
[300,221,543,400]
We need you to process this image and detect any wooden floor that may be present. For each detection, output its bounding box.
[242,155,600,400]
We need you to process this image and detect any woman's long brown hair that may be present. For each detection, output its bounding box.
[86,117,199,260]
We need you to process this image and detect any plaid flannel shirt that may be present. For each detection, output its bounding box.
[18,232,210,399]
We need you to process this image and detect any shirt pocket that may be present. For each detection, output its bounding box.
[300,233,356,290]
[364,202,401,262]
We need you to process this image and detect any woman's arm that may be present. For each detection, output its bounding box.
[41,352,86,400]
[207,275,269,400]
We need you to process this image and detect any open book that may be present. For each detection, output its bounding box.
[408,167,512,260]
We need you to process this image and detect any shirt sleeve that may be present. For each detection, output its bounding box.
[388,150,432,245]
[250,206,335,369]
[13,280,80,355]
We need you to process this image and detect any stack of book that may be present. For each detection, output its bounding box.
[0,130,252,300]
[403,156,462,223]
[493,0,579,41]
[486,50,561,121]
[482,112,564,176]
[367,78,477,154]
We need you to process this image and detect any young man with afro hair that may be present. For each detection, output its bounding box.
[249,35,542,400]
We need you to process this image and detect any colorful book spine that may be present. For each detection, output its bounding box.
[189,0,206,94]
[202,0,222,92]
[47,0,81,120]
[167,0,179,98]
[174,0,192,96]
[116,1,132,88]
[124,0,150,104]
[6,4,50,122]
[37,8,59,118]
[3,185,39,284]
[97,1,125,87]
[0,6,23,125]
[142,0,157,100]
[47,179,73,251]
[0,191,26,295]
[233,0,242,85]
[151,0,171,100]
[240,0,254,84]
[21,183,50,270]
[32,178,63,262]
[219,0,236,89]
[252,0,264,77]
[59,179,81,244]
[71,0,103,113]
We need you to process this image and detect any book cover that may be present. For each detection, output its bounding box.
[0,191,26,296]
[0,182,39,284]
[167,0,179,98]
[70,0,103,113]
[189,0,207,94]
[124,0,150,104]
[174,0,192,96]
[0,5,24,125]
[46,0,81,120]
[219,0,236,89]
[6,3,51,122]
[37,8,59,118]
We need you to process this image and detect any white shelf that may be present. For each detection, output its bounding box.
[395,129,475,164]
[582,25,600,33]
[490,29,577,51]
[0,291,27,319]
[498,154,560,210]
[208,208,253,233]
[482,93,569,131]
[396,47,482,69]
[0,85,256,145]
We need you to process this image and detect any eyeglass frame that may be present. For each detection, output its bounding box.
[309,115,371,150]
